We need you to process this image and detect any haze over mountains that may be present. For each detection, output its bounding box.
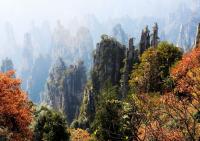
[2,1,200,140]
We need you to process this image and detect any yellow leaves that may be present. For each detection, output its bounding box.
[70,128,94,141]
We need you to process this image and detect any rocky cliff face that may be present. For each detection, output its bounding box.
[195,23,200,48]
[76,35,140,129]
[76,23,162,128]
[120,38,139,98]
[71,83,95,129]
[74,36,126,128]
[91,35,126,93]
[139,26,150,55]
[42,58,87,123]
[150,23,160,48]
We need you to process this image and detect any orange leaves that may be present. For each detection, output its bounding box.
[134,92,200,140]
[171,47,200,95]
[0,71,33,140]
[142,121,183,141]
[161,93,200,140]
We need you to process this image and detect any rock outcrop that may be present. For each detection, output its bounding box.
[74,35,127,129]
[76,25,161,128]
[71,83,95,129]
[139,26,150,55]
[92,35,126,93]
[150,23,160,48]
[75,35,140,129]
[139,24,160,55]
[42,58,87,123]
[195,23,200,48]
[120,38,139,98]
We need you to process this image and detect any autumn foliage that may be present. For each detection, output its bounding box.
[139,47,200,140]
[171,47,200,95]
[168,46,200,140]
[133,93,184,141]
[129,44,200,140]
[0,71,33,141]
[132,92,200,141]
[70,128,93,141]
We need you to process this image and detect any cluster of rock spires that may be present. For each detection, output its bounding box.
[0,20,197,132]
[6,21,95,104]
[41,58,87,123]
[73,23,160,128]
[75,22,200,129]
[40,22,200,129]
[41,23,160,127]
[1,2,200,103]
[0,21,199,128]
[139,23,160,55]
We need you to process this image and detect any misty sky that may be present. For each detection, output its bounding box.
[0,0,193,43]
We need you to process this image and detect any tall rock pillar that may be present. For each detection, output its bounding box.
[195,23,200,48]
[139,26,150,55]
[150,23,160,48]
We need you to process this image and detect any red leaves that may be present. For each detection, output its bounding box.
[0,70,33,140]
